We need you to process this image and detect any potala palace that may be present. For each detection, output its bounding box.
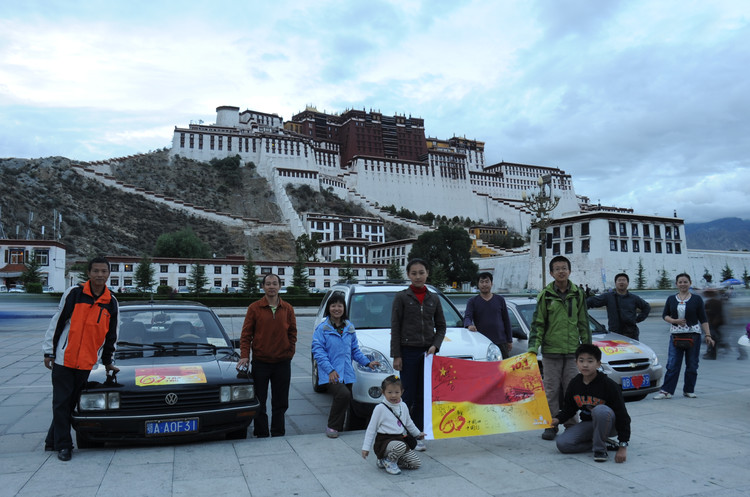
[163,105,750,291]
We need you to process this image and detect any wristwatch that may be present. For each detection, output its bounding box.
[619,441,629,448]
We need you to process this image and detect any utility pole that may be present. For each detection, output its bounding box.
[522,175,560,288]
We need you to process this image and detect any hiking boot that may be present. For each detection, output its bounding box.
[542,427,558,440]
[594,451,608,462]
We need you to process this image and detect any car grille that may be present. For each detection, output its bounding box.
[608,358,651,373]
[119,387,221,411]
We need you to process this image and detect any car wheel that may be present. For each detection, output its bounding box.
[75,430,103,449]
[311,355,327,393]
[226,426,249,440]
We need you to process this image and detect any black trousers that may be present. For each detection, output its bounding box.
[45,364,91,450]
[251,359,291,437]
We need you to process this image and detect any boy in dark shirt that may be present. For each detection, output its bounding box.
[551,344,631,463]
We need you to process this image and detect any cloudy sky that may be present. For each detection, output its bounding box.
[1,0,748,223]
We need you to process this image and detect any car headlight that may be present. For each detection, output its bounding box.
[220,385,254,402]
[79,392,120,411]
[649,351,659,366]
[486,343,502,362]
[356,346,395,374]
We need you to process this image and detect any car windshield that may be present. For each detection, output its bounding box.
[348,290,463,329]
[514,302,608,335]
[118,308,232,350]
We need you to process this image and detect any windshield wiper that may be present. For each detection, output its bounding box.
[154,341,220,353]
[117,341,166,351]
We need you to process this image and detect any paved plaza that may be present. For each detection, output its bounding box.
[1,295,749,496]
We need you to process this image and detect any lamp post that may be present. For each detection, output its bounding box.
[522,174,560,288]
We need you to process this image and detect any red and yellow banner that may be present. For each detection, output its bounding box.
[424,353,551,439]
[135,366,207,387]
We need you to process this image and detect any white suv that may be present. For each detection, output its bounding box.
[312,284,501,423]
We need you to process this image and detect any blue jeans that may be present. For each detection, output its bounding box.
[399,346,428,431]
[661,333,702,395]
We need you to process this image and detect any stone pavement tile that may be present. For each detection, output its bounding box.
[394,474,493,497]
[0,392,45,407]
[623,465,732,496]
[0,472,34,497]
[541,457,650,494]
[234,436,296,457]
[97,461,173,497]
[173,442,242,481]
[16,484,100,497]
[0,432,48,454]
[307,462,403,497]
[0,451,48,474]
[173,476,251,497]
[238,451,324,497]
[110,445,175,466]
[8,405,51,435]
[287,434,365,471]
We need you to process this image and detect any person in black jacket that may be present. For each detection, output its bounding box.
[551,344,631,463]
[586,273,650,340]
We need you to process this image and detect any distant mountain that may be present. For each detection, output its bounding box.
[684,217,750,251]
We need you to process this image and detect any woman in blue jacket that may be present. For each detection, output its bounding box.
[312,292,379,438]
[654,273,713,399]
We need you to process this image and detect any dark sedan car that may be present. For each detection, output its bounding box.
[71,301,259,447]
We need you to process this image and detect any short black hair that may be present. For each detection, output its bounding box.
[324,291,348,321]
[549,255,571,273]
[575,343,602,361]
[477,272,493,283]
[262,273,281,286]
[614,273,629,284]
[675,272,691,284]
[88,256,110,272]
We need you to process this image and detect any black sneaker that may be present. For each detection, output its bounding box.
[594,451,608,462]
[541,427,558,440]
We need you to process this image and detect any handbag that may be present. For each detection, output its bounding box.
[387,406,418,450]
[672,333,694,350]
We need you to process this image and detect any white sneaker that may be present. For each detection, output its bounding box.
[376,459,385,469]
[683,392,697,398]
[653,391,673,400]
[384,459,401,475]
[415,439,426,451]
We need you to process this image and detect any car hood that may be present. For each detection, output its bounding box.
[357,326,493,360]
[86,353,243,390]
[592,332,656,361]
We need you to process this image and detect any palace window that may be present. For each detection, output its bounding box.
[610,240,618,251]
[564,225,573,238]
[633,240,640,252]
[160,265,168,273]
[644,240,651,252]
[655,242,662,253]
[666,243,673,254]
[619,223,627,236]
[643,224,651,237]
[179,265,187,273]
[609,222,617,236]
[675,243,681,254]
[631,223,639,236]
[581,239,590,253]
[620,240,628,252]
[565,242,573,254]
[580,222,590,236]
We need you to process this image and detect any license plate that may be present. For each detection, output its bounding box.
[145,418,198,436]
[621,374,650,390]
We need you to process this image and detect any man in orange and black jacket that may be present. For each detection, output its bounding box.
[42,256,119,461]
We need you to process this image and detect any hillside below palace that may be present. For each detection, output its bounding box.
[166,105,747,290]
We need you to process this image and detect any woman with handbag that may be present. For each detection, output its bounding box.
[653,273,713,400]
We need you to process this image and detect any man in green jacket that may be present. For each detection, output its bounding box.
[528,256,591,440]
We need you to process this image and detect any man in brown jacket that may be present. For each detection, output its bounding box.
[237,273,297,437]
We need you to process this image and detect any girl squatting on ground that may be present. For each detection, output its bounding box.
[361,375,425,475]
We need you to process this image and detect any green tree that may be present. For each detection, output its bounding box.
[337,259,358,283]
[386,260,403,282]
[188,264,208,294]
[295,234,319,262]
[428,262,449,290]
[743,267,750,289]
[635,259,646,290]
[720,263,734,282]
[289,257,309,294]
[20,252,43,293]
[702,268,713,285]
[657,269,671,289]
[154,227,210,259]
[241,253,259,295]
[408,225,478,285]
[134,254,156,292]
